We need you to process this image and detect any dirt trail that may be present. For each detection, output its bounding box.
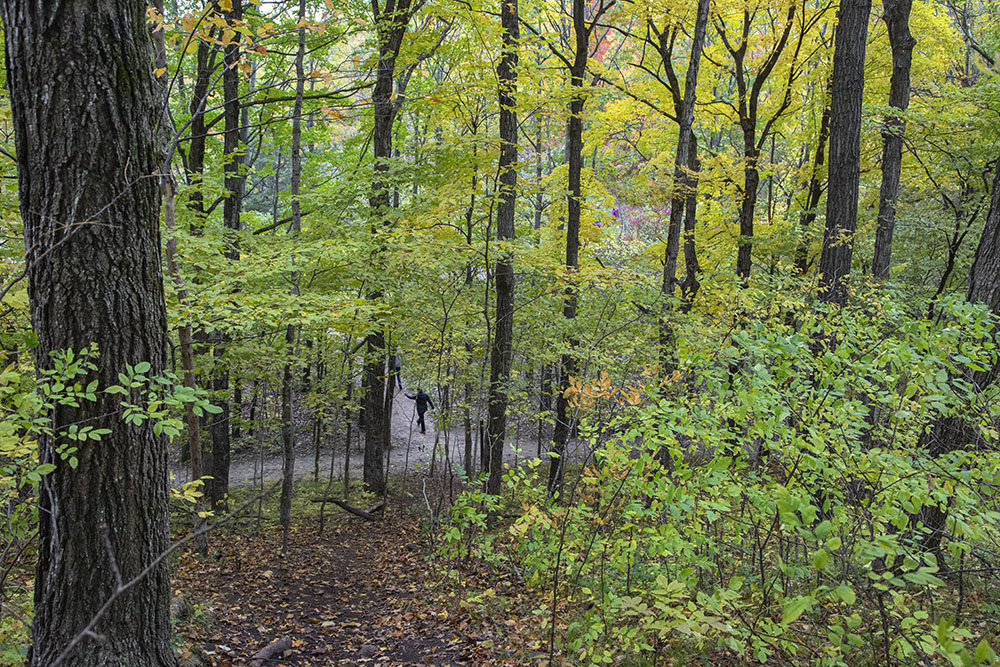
[174,504,521,665]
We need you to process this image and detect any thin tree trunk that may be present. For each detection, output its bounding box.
[209,0,244,510]
[872,0,915,279]
[344,380,353,498]
[280,0,307,555]
[659,0,709,369]
[551,0,590,496]
[679,131,702,312]
[486,0,519,495]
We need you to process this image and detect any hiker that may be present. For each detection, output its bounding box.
[404,388,434,433]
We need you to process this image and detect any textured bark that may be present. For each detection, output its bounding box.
[486,0,519,496]
[362,334,387,495]
[1,0,173,662]
[872,0,915,279]
[794,82,832,276]
[679,132,702,312]
[818,0,872,306]
[364,0,413,496]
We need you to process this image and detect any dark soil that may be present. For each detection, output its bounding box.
[173,503,518,666]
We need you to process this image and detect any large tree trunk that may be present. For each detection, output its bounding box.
[1,0,174,662]
[485,0,519,496]
[871,0,915,279]
[818,0,872,306]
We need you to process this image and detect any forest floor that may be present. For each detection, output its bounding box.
[169,385,576,666]
[171,485,545,667]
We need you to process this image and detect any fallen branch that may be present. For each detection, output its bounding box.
[311,498,385,521]
[248,637,292,667]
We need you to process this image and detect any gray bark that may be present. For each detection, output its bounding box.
[872,0,915,279]
[0,0,174,661]
[818,0,872,306]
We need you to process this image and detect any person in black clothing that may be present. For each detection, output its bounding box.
[404,388,434,433]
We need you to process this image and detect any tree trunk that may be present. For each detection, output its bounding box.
[736,155,760,281]
[281,0,307,554]
[209,0,244,510]
[186,33,217,223]
[363,0,413,497]
[659,0,710,369]
[486,0,519,496]
[871,0,915,279]
[662,0,710,298]
[1,0,174,661]
[679,131,702,312]
[818,0,872,306]
[363,336,387,495]
[550,0,588,496]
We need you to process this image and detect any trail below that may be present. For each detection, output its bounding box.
[173,385,589,490]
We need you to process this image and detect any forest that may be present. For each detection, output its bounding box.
[0,0,998,663]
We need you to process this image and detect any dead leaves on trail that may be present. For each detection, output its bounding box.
[173,509,532,666]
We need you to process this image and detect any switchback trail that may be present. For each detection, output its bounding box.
[174,383,588,490]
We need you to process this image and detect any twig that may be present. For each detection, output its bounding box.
[248,636,292,667]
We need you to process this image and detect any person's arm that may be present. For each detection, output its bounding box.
[404,393,415,400]
[427,396,434,410]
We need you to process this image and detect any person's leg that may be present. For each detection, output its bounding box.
[417,411,425,432]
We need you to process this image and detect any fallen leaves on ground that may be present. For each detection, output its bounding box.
[173,503,543,666]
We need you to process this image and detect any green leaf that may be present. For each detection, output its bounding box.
[135,361,151,374]
[835,583,856,605]
[782,596,813,625]
[975,640,995,664]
